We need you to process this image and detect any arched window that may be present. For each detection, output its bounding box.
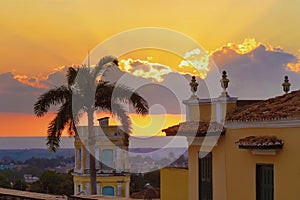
[102,186,114,196]
[101,149,114,169]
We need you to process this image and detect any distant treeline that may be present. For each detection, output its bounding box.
[0,148,74,162]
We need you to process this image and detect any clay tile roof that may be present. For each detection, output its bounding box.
[227,90,300,121]
[162,121,225,137]
[131,188,160,199]
[235,136,284,149]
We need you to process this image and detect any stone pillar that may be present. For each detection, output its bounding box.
[85,182,90,195]
[125,181,130,198]
[80,147,84,172]
[185,104,190,121]
[75,148,78,170]
[96,183,100,195]
[116,147,121,173]
[95,147,99,169]
[117,182,122,197]
[86,150,90,169]
[216,101,222,123]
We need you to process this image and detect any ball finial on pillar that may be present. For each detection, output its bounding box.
[189,76,199,99]
[282,75,291,94]
[220,71,230,97]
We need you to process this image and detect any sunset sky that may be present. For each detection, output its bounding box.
[1,0,300,137]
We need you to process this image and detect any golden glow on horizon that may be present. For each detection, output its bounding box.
[129,114,184,136]
[79,112,184,137]
[0,112,183,137]
[0,112,58,137]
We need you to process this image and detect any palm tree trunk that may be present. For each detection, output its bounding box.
[87,109,97,194]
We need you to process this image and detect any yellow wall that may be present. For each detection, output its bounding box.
[74,175,130,196]
[199,104,214,122]
[188,145,199,200]
[222,102,236,120]
[160,168,188,200]
[188,104,200,122]
[219,126,300,200]
[188,101,237,122]
[182,97,300,200]
[183,98,239,200]
[187,126,300,200]
[188,103,213,122]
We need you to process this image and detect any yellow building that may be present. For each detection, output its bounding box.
[73,117,130,197]
[161,73,299,200]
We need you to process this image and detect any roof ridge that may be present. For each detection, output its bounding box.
[226,116,300,123]
[227,90,300,121]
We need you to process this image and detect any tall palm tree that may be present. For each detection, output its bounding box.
[34,56,148,194]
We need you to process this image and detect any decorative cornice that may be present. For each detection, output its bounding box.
[183,97,238,105]
[225,117,300,129]
[251,149,277,156]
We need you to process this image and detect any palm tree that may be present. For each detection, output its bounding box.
[34,56,148,194]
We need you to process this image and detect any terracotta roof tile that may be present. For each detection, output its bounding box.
[227,90,300,121]
[235,136,284,149]
[162,121,225,137]
[131,188,160,199]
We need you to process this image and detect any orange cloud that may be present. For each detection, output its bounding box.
[13,74,48,89]
[210,38,283,55]
[118,39,286,82]
[119,48,210,81]
[119,58,173,82]
[287,56,300,72]
[11,65,68,89]
[178,48,210,79]
[286,49,300,72]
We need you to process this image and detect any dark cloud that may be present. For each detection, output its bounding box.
[0,72,45,113]
[210,45,300,99]
[39,70,67,88]
[1,44,300,114]
[0,68,67,113]
[28,78,36,83]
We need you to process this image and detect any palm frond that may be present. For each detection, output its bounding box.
[110,103,132,134]
[67,67,78,86]
[34,86,71,117]
[94,56,118,79]
[95,82,149,115]
[46,117,60,152]
[46,102,75,151]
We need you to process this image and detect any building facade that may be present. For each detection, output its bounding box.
[73,117,130,197]
[161,73,300,200]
